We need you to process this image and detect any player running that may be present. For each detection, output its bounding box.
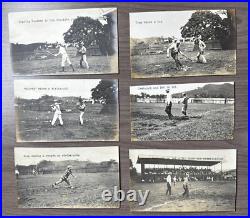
[51,101,63,127]
[167,39,184,70]
[77,42,89,69]
[181,93,189,116]
[78,97,86,126]
[54,43,75,72]
[196,36,207,63]
[52,165,76,189]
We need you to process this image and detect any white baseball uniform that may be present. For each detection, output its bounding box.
[51,104,63,126]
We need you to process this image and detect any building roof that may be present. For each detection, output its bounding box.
[137,156,222,167]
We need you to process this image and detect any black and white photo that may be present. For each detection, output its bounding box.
[130,10,236,78]
[129,149,236,212]
[130,82,234,141]
[14,146,120,208]
[9,8,118,76]
[14,79,119,142]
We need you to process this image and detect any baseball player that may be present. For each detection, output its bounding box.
[51,101,63,126]
[196,36,207,63]
[78,97,86,125]
[15,168,19,179]
[166,172,172,196]
[173,176,177,186]
[165,89,173,119]
[78,42,89,69]
[181,93,189,116]
[167,39,184,70]
[54,43,75,72]
[183,173,190,198]
[52,165,76,189]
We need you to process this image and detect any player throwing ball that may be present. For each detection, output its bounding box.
[52,165,76,189]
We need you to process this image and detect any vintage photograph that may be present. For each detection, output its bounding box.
[130,82,234,141]
[14,79,119,142]
[129,149,237,212]
[14,146,120,208]
[130,10,236,78]
[9,8,118,76]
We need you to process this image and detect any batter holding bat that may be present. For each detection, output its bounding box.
[51,101,64,127]
[53,43,75,72]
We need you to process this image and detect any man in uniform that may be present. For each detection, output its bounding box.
[165,89,173,119]
[77,42,89,69]
[166,172,172,196]
[183,173,190,198]
[196,36,207,63]
[52,165,76,189]
[78,96,86,126]
[51,101,63,127]
[181,93,189,116]
[54,43,75,72]
[167,39,184,70]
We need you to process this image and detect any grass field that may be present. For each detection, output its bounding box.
[131,50,236,78]
[12,55,118,76]
[17,172,119,208]
[16,104,119,142]
[129,180,236,212]
[131,103,234,141]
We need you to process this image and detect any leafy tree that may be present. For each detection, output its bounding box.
[91,80,118,114]
[64,17,103,47]
[64,16,116,55]
[181,10,236,49]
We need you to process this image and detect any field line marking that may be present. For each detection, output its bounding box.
[140,105,232,140]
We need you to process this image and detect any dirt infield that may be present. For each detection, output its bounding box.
[131,103,234,141]
[131,50,236,78]
[16,172,119,208]
[130,180,236,212]
[16,104,119,142]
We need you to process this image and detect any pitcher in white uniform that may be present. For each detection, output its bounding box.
[54,43,75,72]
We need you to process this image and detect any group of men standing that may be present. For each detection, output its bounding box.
[166,172,190,198]
[165,89,189,119]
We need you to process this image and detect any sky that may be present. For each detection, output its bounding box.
[130,82,234,96]
[130,10,227,39]
[14,79,103,99]
[15,146,119,166]
[9,8,116,44]
[129,149,236,173]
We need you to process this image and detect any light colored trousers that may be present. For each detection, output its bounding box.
[79,111,85,125]
[61,55,71,67]
[51,112,63,126]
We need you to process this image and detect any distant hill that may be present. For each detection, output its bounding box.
[173,83,234,98]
